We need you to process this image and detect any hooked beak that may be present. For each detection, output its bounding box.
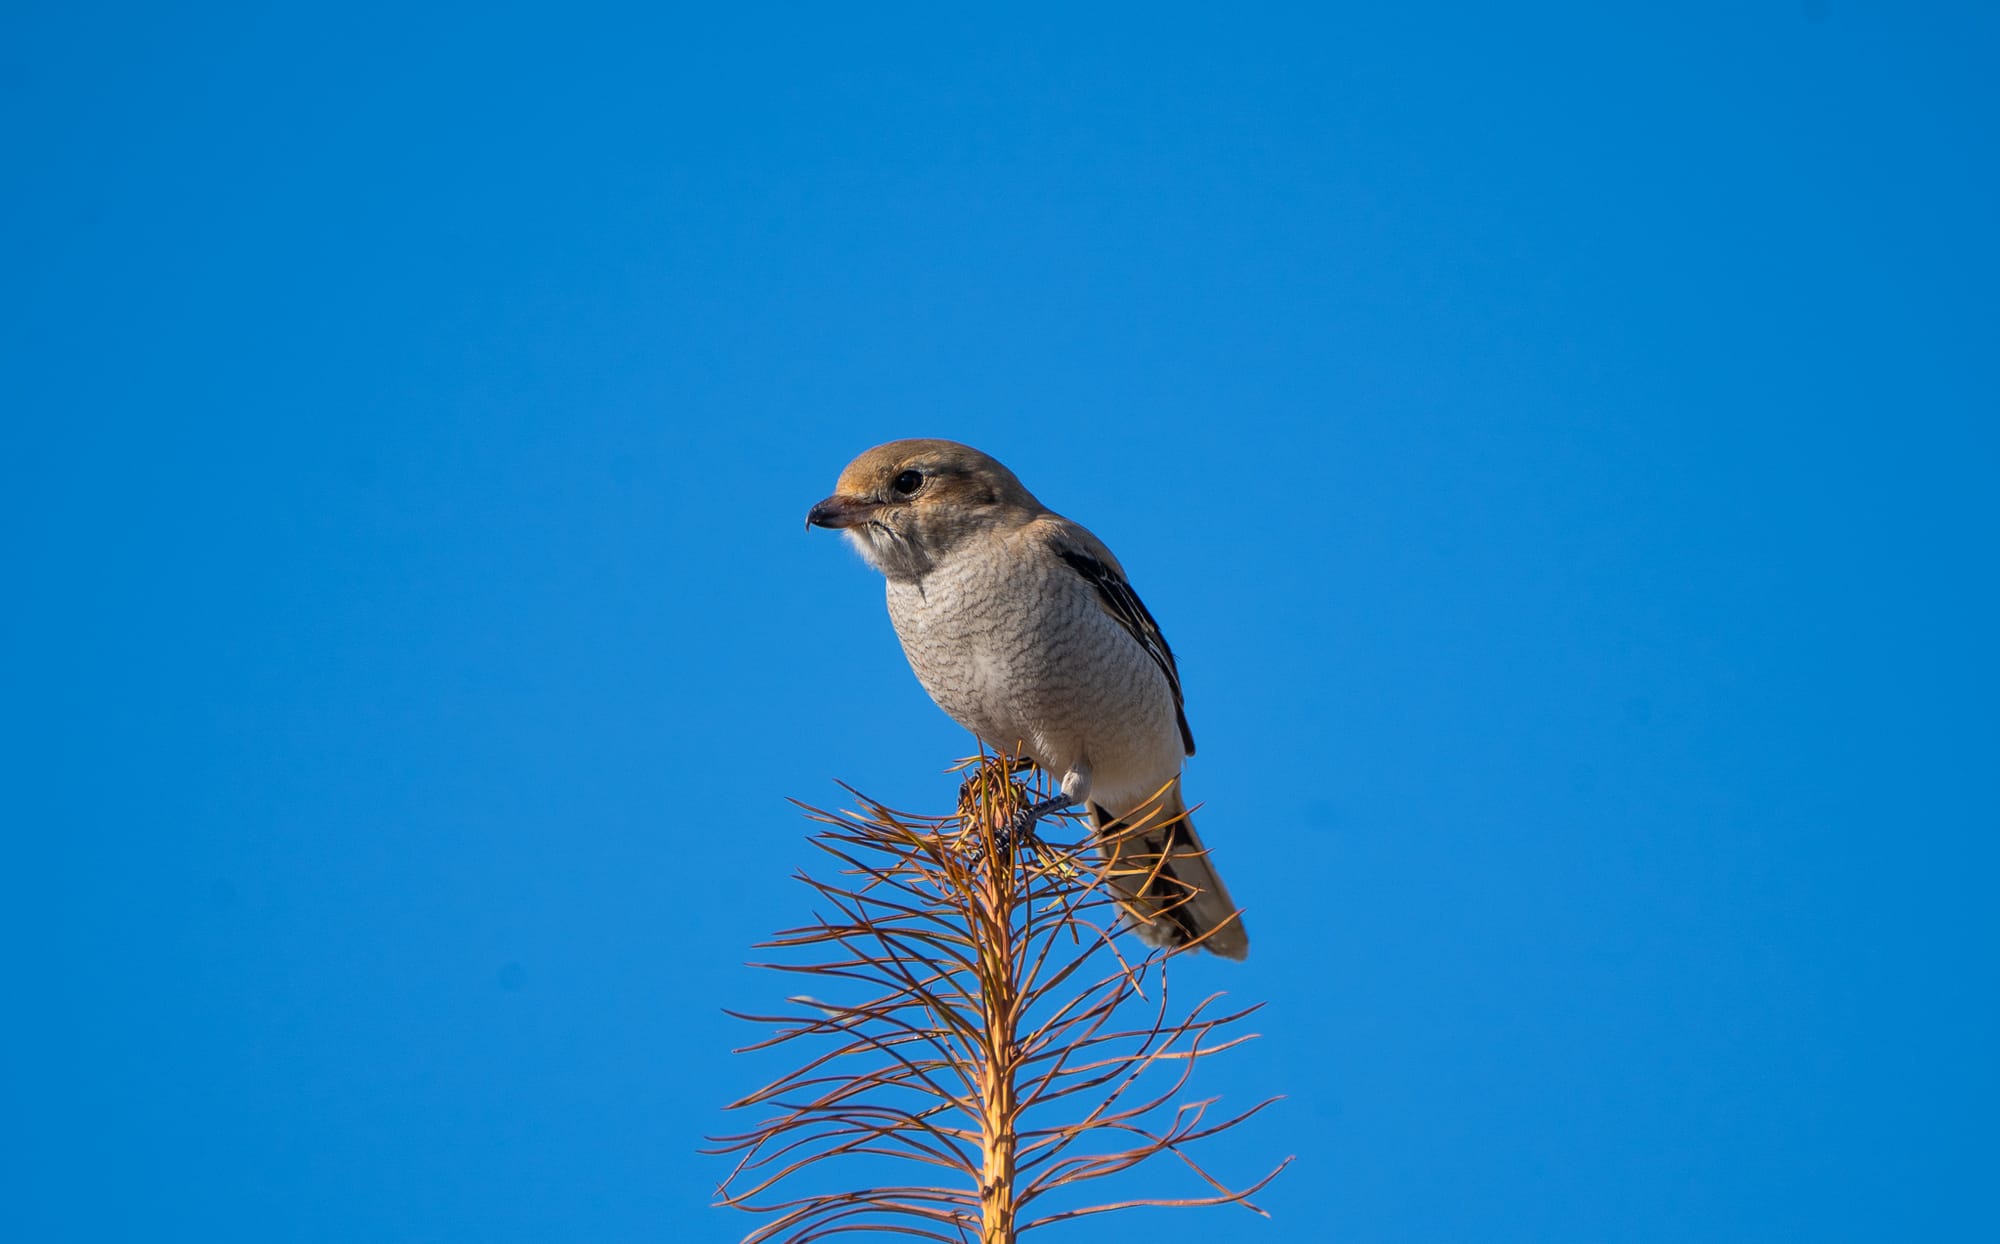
[806,494,877,531]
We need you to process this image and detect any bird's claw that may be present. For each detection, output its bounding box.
[996,791,1073,851]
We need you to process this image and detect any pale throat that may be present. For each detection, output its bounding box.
[843,525,930,582]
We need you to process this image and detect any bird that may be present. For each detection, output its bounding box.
[806,438,1248,959]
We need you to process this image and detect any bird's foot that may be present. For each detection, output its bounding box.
[999,790,1073,850]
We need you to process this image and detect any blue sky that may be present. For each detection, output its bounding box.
[5,3,1995,1240]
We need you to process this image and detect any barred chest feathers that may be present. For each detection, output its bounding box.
[882,534,1184,805]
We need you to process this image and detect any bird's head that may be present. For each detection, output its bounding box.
[806,439,1040,580]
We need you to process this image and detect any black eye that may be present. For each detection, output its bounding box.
[891,469,924,496]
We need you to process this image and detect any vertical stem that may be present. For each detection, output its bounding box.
[975,767,1021,1243]
[978,1009,1017,1243]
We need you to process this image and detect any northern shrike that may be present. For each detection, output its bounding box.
[807,439,1248,959]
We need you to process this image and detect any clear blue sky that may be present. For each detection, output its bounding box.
[6,3,1995,1241]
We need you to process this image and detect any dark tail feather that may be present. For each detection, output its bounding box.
[1089,787,1249,960]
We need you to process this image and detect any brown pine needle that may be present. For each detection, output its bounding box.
[712,753,1289,1241]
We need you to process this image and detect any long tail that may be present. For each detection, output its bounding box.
[1089,786,1249,960]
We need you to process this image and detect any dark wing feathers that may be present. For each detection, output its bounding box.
[1054,545,1196,756]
